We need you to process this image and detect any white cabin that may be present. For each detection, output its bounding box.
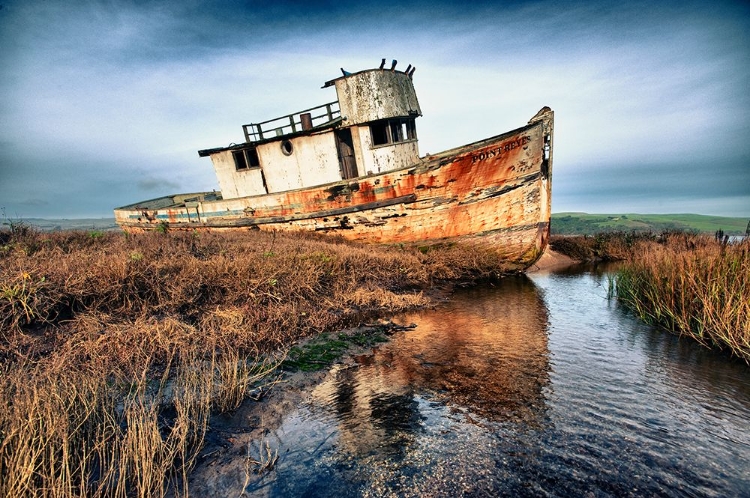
[197,66,422,199]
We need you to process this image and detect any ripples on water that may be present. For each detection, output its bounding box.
[242,266,750,497]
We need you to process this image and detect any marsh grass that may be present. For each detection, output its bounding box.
[245,440,279,475]
[0,227,512,497]
[0,345,273,497]
[549,231,656,262]
[612,233,749,362]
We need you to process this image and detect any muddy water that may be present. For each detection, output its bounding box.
[194,266,750,497]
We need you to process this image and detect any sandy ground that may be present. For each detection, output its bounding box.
[525,248,578,273]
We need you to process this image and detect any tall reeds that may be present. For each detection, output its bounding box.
[549,231,654,261]
[0,227,512,496]
[0,348,253,497]
[613,233,749,362]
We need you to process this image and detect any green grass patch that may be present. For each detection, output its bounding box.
[552,212,749,236]
[283,328,390,371]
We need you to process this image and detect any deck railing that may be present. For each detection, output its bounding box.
[242,101,341,143]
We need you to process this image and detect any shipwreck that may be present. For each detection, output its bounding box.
[114,61,554,271]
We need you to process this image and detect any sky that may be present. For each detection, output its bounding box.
[0,0,748,219]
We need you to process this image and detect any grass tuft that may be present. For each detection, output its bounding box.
[611,233,749,362]
[0,228,512,496]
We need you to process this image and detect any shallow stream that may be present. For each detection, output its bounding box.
[194,265,750,497]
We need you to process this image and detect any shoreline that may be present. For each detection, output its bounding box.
[525,248,578,273]
[4,228,556,497]
[183,249,583,495]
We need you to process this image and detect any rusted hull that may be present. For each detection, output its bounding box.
[115,111,553,270]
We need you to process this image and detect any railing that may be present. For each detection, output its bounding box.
[242,101,341,143]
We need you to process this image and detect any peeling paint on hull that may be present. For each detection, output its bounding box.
[115,110,553,271]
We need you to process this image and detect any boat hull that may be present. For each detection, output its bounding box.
[115,111,553,271]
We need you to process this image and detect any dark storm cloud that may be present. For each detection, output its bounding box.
[0,0,748,218]
[137,177,181,192]
[17,198,50,208]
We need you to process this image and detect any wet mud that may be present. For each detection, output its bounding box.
[186,267,750,497]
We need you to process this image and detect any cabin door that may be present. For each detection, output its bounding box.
[336,128,358,179]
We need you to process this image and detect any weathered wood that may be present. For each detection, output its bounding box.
[115,65,553,271]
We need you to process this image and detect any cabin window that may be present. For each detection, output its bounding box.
[369,118,417,147]
[390,121,406,142]
[406,120,417,140]
[281,140,294,156]
[246,148,260,166]
[233,148,260,171]
[371,122,389,146]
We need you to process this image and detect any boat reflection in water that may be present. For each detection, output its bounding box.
[189,276,553,497]
[192,267,750,497]
[310,275,551,460]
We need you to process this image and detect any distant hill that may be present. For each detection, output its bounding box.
[4,218,120,232]
[552,213,749,236]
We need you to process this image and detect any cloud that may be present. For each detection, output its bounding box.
[0,0,749,218]
[137,177,181,192]
[17,198,50,207]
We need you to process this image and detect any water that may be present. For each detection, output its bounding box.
[230,266,750,497]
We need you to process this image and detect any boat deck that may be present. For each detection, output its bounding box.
[116,192,222,211]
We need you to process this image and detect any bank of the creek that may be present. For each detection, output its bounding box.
[188,263,750,497]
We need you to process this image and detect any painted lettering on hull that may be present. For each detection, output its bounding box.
[471,136,531,164]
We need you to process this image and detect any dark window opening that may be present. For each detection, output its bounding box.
[247,148,260,167]
[371,122,389,146]
[390,121,406,142]
[370,118,417,147]
[233,148,261,171]
[281,140,293,156]
[233,150,247,170]
[406,120,417,140]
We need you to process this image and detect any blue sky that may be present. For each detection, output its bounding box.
[1,0,748,218]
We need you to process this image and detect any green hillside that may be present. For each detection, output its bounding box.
[552,213,749,236]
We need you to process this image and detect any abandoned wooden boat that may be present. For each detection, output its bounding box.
[114,62,554,270]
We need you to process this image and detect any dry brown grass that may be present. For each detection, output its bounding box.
[0,227,513,497]
[552,231,749,361]
[613,233,749,362]
[549,231,656,262]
